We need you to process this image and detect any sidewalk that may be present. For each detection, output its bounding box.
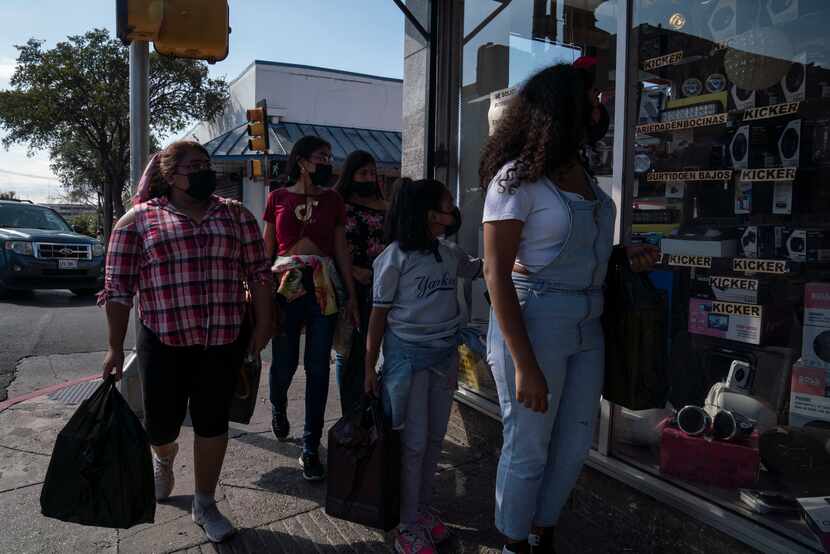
[0,352,607,554]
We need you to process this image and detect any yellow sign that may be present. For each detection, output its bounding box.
[643,51,683,71]
[739,168,797,182]
[648,170,733,182]
[712,301,762,319]
[636,113,728,135]
[743,102,801,122]
[660,254,713,268]
[732,258,790,274]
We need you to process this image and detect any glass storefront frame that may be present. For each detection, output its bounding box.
[399,1,829,553]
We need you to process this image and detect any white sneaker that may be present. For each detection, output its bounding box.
[192,499,236,543]
[152,443,178,501]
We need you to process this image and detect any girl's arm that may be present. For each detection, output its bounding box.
[364,306,390,395]
[263,222,276,259]
[334,225,361,325]
[483,220,548,413]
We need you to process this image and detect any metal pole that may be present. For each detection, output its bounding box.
[120,41,150,418]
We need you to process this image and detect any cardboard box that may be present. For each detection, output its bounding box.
[661,237,737,258]
[789,362,830,428]
[802,283,830,366]
[781,228,830,262]
[691,273,771,305]
[688,298,772,345]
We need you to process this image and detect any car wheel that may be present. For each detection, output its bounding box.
[70,288,98,297]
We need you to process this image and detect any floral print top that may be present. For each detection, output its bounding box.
[344,202,386,269]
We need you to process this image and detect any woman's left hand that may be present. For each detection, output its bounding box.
[250,323,272,353]
[347,298,361,331]
[625,244,660,272]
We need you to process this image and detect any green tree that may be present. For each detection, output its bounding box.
[0,191,17,200]
[70,213,98,238]
[0,29,228,242]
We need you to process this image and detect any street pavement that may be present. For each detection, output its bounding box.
[0,289,135,401]
[0,349,610,554]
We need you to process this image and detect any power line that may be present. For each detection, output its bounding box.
[0,168,59,181]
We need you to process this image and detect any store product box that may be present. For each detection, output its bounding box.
[797,497,830,553]
[737,225,785,259]
[802,283,830,366]
[661,237,737,258]
[688,298,765,345]
[691,273,771,305]
[660,426,759,488]
[780,228,830,262]
[790,362,830,428]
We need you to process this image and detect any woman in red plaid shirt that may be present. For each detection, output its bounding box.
[99,141,273,544]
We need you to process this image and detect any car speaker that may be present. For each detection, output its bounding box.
[731,84,756,110]
[767,0,799,25]
[778,119,801,167]
[708,0,737,42]
[731,125,750,168]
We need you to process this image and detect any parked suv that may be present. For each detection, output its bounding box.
[0,199,105,296]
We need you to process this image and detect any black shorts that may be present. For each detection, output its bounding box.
[137,324,244,446]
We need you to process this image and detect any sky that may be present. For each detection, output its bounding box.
[0,0,406,202]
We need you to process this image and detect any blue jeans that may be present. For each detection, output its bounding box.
[488,285,605,540]
[269,293,336,455]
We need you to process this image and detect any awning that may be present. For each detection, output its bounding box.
[203,121,402,168]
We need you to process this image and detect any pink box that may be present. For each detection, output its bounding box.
[660,427,760,489]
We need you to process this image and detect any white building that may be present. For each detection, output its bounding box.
[188,61,403,224]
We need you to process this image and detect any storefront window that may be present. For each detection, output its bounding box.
[614,1,830,549]
[457,0,618,403]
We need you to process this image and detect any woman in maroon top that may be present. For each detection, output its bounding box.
[332,150,387,414]
[263,136,358,481]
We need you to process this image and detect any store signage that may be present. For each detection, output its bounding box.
[732,258,789,274]
[648,170,733,182]
[711,276,758,291]
[711,301,762,319]
[488,86,518,136]
[738,167,797,182]
[660,253,713,268]
[636,113,728,134]
[642,50,683,71]
[743,101,801,122]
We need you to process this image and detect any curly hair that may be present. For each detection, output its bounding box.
[479,64,593,192]
[146,141,210,199]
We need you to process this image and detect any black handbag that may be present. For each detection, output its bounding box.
[325,394,401,531]
[602,246,670,410]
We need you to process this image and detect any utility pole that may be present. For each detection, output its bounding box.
[120,40,150,418]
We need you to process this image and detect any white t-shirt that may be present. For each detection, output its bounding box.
[482,161,581,272]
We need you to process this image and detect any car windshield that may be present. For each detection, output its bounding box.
[0,204,72,232]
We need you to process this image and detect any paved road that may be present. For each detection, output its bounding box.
[0,290,135,401]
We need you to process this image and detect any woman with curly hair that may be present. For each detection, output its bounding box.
[480,62,657,554]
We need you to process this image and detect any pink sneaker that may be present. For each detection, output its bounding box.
[417,509,449,544]
[394,525,435,554]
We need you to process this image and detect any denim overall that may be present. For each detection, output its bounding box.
[487,175,615,540]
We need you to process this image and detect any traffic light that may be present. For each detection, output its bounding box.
[116,0,230,64]
[246,102,270,153]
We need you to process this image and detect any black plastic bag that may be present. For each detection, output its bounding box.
[602,246,670,410]
[325,394,400,531]
[40,376,155,528]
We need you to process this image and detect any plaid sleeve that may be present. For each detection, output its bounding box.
[97,223,141,307]
[239,206,273,286]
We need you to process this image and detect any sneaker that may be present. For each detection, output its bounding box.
[529,526,556,553]
[272,413,290,441]
[298,452,326,481]
[192,499,236,543]
[417,508,449,544]
[152,443,178,501]
[394,525,435,554]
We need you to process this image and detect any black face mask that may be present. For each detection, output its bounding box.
[311,163,333,187]
[351,181,377,198]
[585,103,610,145]
[443,206,462,237]
[184,169,217,200]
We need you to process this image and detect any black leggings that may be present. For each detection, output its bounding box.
[137,324,243,446]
